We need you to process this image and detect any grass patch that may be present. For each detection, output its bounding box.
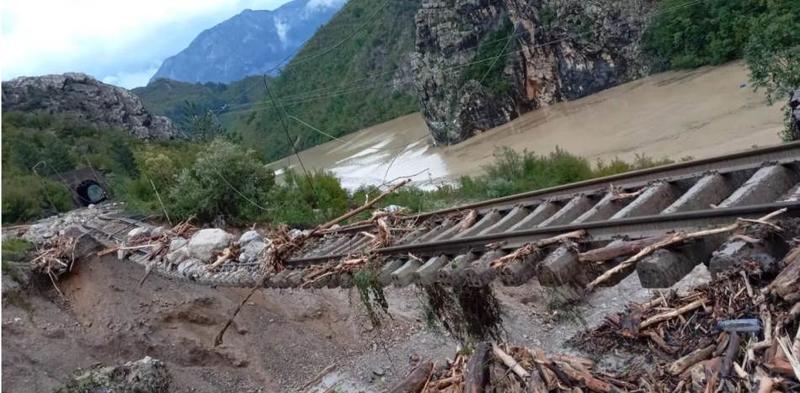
[2,238,33,259]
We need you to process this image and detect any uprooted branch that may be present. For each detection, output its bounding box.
[489,230,586,269]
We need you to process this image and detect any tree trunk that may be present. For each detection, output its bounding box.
[464,343,491,393]
[386,360,433,393]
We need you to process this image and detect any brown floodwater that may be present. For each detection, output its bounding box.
[270,61,784,189]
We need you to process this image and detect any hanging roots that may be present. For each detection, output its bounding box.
[421,282,506,344]
[353,266,390,328]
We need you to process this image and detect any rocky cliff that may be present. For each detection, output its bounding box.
[413,0,653,144]
[150,0,345,84]
[2,73,178,140]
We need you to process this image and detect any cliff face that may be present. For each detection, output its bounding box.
[413,0,652,144]
[2,73,179,140]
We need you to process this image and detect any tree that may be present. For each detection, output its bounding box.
[744,0,800,140]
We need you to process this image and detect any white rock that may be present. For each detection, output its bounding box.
[177,259,202,278]
[150,226,166,237]
[186,229,233,262]
[127,227,150,240]
[168,238,188,253]
[238,230,263,245]
[238,241,268,263]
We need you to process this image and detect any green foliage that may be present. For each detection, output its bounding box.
[644,0,800,139]
[743,0,800,106]
[2,169,72,224]
[462,17,515,95]
[167,139,275,223]
[643,0,763,69]
[2,239,34,261]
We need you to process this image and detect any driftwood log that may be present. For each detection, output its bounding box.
[769,247,800,302]
[386,360,433,393]
[578,236,663,263]
[464,343,491,393]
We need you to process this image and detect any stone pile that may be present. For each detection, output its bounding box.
[125,226,270,287]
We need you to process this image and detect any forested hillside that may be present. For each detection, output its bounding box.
[135,0,421,161]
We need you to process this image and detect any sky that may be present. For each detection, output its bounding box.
[1,0,292,88]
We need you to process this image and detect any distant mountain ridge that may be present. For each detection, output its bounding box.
[150,0,346,84]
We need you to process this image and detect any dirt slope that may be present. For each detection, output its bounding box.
[2,252,710,392]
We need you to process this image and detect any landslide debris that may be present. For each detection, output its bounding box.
[55,356,171,393]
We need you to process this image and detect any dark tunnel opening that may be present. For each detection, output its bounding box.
[75,179,107,206]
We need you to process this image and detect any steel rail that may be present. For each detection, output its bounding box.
[287,201,800,267]
[328,141,800,234]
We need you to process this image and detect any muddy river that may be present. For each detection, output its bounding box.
[270,61,784,189]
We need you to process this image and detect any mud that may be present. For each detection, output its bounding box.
[2,250,710,392]
[271,61,783,189]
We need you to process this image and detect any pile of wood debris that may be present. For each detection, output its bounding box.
[387,247,800,392]
[388,342,640,393]
[31,235,78,290]
[571,247,800,392]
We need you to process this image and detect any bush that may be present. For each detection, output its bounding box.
[167,139,275,223]
[643,0,762,70]
[268,169,349,227]
[2,171,72,224]
[743,0,800,141]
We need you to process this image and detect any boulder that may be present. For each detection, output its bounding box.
[238,241,268,263]
[789,89,800,141]
[177,259,203,279]
[238,230,263,245]
[57,356,171,393]
[186,229,234,262]
[127,227,151,241]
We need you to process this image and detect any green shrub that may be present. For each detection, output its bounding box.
[743,0,800,140]
[269,169,349,227]
[2,171,72,224]
[167,139,275,223]
[2,238,34,261]
[643,0,762,70]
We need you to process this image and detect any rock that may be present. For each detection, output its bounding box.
[166,238,189,265]
[413,0,651,144]
[60,225,85,238]
[168,238,188,252]
[150,226,166,237]
[238,241,268,263]
[127,227,151,241]
[57,356,171,393]
[1,73,178,140]
[186,229,233,262]
[1,276,21,297]
[177,259,203,279]
[788,89,800,141]
[238,230,263,245]
[288,229,305,240]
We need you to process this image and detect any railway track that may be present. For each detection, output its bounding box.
[71,143,800,291]
[277,142,800,290]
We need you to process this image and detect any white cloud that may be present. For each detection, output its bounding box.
[1,0,290,88]
[102,65,160,89]
[305,0,344,10]
[274,16,289,46]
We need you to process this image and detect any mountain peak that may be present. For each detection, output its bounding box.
[150,0,345,84]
